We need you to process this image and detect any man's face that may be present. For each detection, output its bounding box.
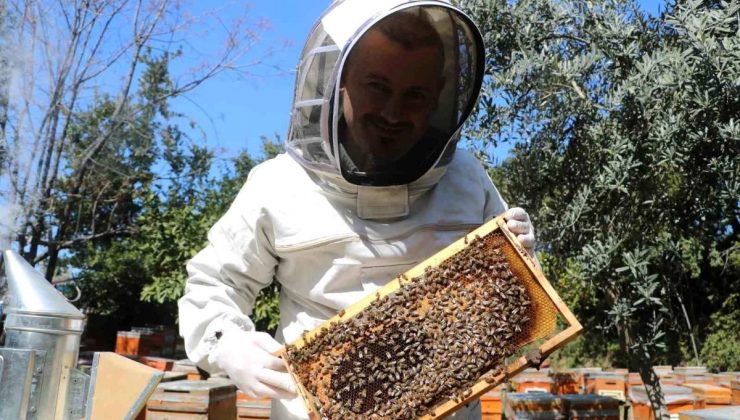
[340,29,444,169]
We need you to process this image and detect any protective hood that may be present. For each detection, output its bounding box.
[285,0,484,219]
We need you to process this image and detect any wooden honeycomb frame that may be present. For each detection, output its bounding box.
[278,215,583,419]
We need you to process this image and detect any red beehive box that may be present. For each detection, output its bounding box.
[584,372,626,401]
[560,394,621,420]
[678,406,740,420]
[481,386,503,420]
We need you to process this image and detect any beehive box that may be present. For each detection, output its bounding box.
[279,216,582,419]
[678,406,740,420]
[145,380,236,419]
[237,391,271,419]
[504,392,565,420]
[682,384,731,406]
[116,331,155,357]
[629,386,704,420]
[627,373,644,397]
[551,371,581,395]
[513,371,554,393]
[480,386,503,420]
[139,356,175,371]
[584,372,626,401]
[559,394,621,420]
[732,380,740,405]
[677,374,715,386]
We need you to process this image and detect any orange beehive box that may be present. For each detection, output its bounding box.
[237,391,271,419]
[513,371,554,394]
[139,356,175,371]
[551,371,581,395]
[682,384,731,406]
[732,380,740,405]
[504,392,565,420]
[584,372,626,401]
[560,394,621,420]
[480,386,503,420]
[630,386,704,420]
[115,331,155,357]
[145,380,236,419]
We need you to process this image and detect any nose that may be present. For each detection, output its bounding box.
[380,94,404,124]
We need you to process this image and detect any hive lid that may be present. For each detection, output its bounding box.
[3,249,84,319]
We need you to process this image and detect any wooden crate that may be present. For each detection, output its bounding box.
[682,383,731,406]
[551,371,581,395]
[145,380,236,419]
[678,406,740,420]
[480,387,503,420]
[732,380,740,405]
[236,391,271,419]
[560,394,621,420]
[279,216,583,420]
[585,372,626,401]
[504,392,565,420]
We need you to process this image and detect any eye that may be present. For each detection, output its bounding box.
[367,81,390,94]
[405,90,430,105]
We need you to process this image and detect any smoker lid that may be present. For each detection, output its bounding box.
[3,249,84,319]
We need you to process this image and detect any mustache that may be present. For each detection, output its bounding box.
[366,115,412,131]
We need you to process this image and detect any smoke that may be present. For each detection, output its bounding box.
[0,201,19,251]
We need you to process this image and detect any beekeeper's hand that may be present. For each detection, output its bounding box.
[212,330,297,399]
[504,207,537,259]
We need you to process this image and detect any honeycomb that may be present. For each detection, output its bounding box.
[283,220,568,420]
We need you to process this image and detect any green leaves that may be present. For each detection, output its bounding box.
[459,0,739,369]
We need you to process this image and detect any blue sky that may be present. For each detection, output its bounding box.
[172,0,666,163]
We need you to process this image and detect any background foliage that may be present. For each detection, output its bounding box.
[456,0,739,377]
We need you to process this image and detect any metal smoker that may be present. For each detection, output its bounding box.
[0,250,162,420]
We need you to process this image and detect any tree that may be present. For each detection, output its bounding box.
[457,0,739,417]
[1,0,268,281]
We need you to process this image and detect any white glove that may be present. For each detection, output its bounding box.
[212,330,298,400]
[504,207,536,258]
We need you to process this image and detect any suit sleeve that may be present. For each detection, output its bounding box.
[177,167,277,373]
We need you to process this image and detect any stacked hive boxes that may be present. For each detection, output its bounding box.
[144,380,237,419]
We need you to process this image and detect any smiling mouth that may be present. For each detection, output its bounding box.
[369,119,409,137]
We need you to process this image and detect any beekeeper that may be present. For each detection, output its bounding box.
[178,1,537,419]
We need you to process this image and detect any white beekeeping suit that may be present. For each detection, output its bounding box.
[179,1,536,419]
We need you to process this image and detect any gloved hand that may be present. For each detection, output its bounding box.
[504,207,536,259]
[212,330,297,400]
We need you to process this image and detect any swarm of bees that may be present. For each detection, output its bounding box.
[284,232,533,419]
